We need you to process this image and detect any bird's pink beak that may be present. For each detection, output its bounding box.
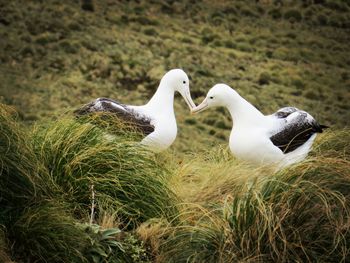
[180,90,196,110]
[191,98,208,114]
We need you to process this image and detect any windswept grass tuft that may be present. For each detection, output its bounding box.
[0,104,53,225]
[0,104,90,262]
[160,130,350,262]
[0,105,158,262]
[312,129,350,159]
[1,103,350,262]
[12,203,90,263]
[32,114,179,228]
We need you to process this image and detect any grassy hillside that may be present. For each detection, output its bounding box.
[0,104,349,262]
[0,0,349,153]
[1,0,350,262]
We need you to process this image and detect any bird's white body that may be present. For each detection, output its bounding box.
[129,88,178,152]
[229,116,317,167]
[223,94,292,166]
[76,69,195,152]
[192,84,325,168]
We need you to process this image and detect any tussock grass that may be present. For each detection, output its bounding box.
[0,104,90,262]
[1,103,350,262]
[0,105,168,262]
[312,129,350,159]
[171,146,276,208]
[31,114,179,228]
[160,131,350,262]
[0,104,52,225]
[12,203,90,263]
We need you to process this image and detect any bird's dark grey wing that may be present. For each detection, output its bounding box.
[270,110,327,153]
[74,98,155,135]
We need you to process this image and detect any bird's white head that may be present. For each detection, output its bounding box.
[191,84,237,114]
[161,69,196,109]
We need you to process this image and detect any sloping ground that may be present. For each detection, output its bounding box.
[0,0,349,153]
[0,103,349,262]
[1,2,350,262]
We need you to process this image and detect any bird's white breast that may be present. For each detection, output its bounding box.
[132,106,177,152]
[229,124,284,165]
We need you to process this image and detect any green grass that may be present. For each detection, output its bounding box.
[159,144,350,262]
[1,106,350,262]
[31,114,179,228]
[1,0,350,262]
[0,104,90,262]
[0,104,170,262]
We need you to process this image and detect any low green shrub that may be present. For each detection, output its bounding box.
[81,0,94,12]
[143,27,158,36]
[201,27,217,44]
[284,9,303,22]
[268,8,282,19]
[317,13,328,25]
[258,72,271,85]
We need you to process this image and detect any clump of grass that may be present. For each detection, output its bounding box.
[59,40,80,54]
[284,9,303,23]
[258,71,271,85]
[316,13,328,26]
[201,27,218,44]
[236,43,255,52]
[312,129,350,159]
[81,0,95,12]
[12,203,90,263]
[170,146,256,206]
[291,78,305,89]
[240,7,258,18]
[0,104,90,262]
[32,114,179,228]
[0,105,174,262]
[0,104,52,225]
[160,214,233,262]
[143,27,158,36]
[268,8,282,19]
[160,130,350,262]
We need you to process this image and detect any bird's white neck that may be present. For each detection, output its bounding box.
[226,93,265,126]
[146,83,175,113]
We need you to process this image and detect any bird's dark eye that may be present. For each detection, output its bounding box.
[183,80,186,84]
[209,96,214,99]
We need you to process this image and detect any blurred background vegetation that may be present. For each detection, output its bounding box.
[0,0,349,153]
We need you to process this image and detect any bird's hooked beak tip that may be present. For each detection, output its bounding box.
[191,108,201,115]
[191,99,208,114]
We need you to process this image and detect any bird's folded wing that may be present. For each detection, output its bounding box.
[74,98,155,135]
[269,110,325,153]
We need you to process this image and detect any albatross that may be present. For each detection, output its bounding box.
[75,69,196,152]
[192,84,328,168]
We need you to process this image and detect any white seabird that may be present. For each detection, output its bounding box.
[75,69,196,152]
[192,84,328,168]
